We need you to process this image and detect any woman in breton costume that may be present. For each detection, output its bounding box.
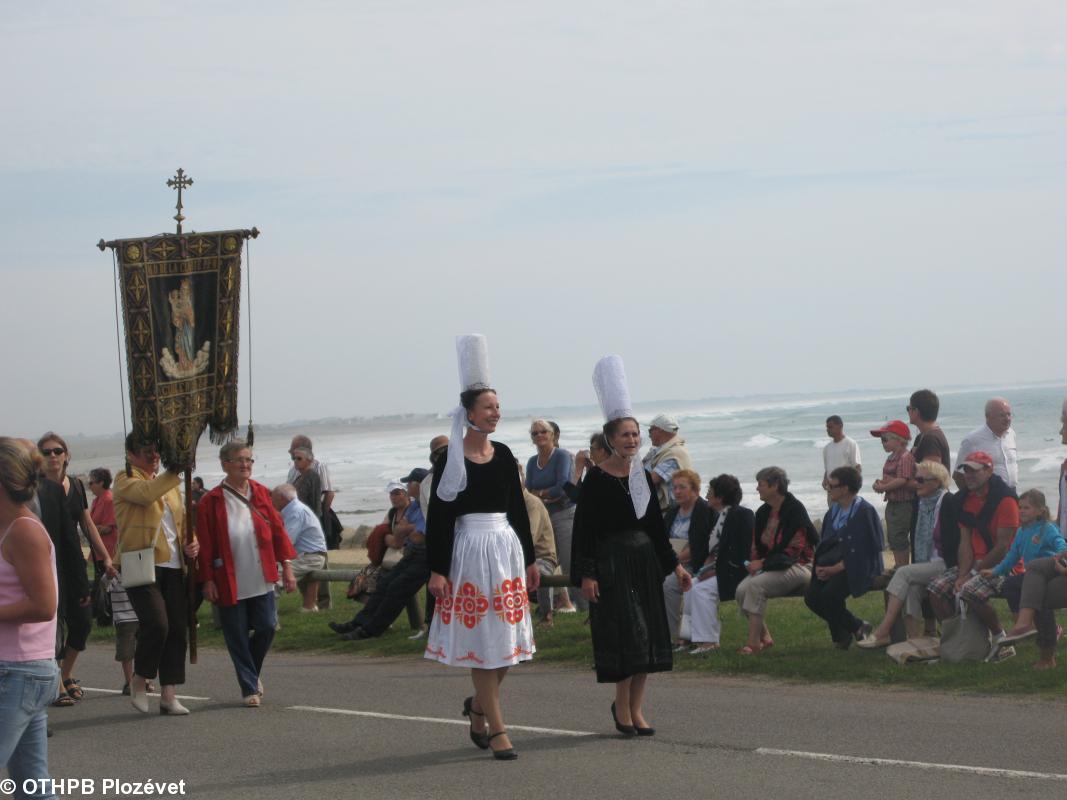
[572,356,691,737]
[424,335,539,761]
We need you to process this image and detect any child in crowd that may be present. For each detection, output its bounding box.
[108,575,142,695]
[981,489,1067,619]
[870,421,916,569]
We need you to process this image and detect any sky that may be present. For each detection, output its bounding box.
[3,1,1066,436]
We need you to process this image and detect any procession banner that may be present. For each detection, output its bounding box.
[114,231,248,470]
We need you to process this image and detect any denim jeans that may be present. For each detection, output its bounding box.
[217,592,276,698]
[0,659,61,800]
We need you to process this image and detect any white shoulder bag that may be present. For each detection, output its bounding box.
[120,526,162,588]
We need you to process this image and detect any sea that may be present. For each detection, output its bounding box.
[65,383,1067,524]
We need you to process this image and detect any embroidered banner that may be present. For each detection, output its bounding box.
[113,231,251,470]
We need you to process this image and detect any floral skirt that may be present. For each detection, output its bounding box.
[424,513,535,669]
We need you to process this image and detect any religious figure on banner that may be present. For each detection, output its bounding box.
[161,276,211,380]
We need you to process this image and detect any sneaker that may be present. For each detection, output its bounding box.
[986,630,1007,662]
[340,627,371,641]
[555,607,577,614]
[855,620,873,641]
[671,643,688,653]
[329,620,357,634]
[990,645,1017,663]
[299,606,319,613]
[407,628,427,640]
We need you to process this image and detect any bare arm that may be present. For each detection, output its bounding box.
[0,520,58,623]
[322,490,335,512]
[976,527,1016,571]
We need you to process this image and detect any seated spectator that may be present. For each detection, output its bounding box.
[685,474,753,654]
[804,466,884,649]
[271,484,329,612]
[329,476,429,641]
[870,420,916,568]
[975,489,1066,637]
[926,451,1019,660]
[734,467,816,655]
[1003,554,1067,669]
[662,469,712,650]
[518,462,559,629]
[859,460,959,647]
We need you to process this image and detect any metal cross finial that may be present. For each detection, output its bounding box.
[166,168,194,234]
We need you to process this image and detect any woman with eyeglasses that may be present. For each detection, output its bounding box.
[0,438,61,795]
[804,466,884,649]
[113,433,200,715]
[525,419,581,614]
[196,441,296,706]
[859,460,959,648]
[37,432,115,706]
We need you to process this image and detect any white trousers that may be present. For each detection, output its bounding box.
[684,576,721,644]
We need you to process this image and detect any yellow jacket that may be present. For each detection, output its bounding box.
[113,466,185,568]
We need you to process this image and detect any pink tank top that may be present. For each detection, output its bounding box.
[0,516,59,661]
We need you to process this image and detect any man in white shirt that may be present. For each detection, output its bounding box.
[955,397,1018,489]
[822,416,861,506]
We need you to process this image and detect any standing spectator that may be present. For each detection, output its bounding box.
[518,464,559,630]
[0,438,61,797]
[907,389,951,470]
[113,433,200,715]
[821,416,861,505]
[642,414,693,512]
[685,475,754,654]
[289,448,322,520]
[661,469,712,650]
[271,484,328,612]
[37,433,114,706]
[870,420,916,568]
[197,441,297,706]
[87,468,118,559]
[1059,398,1067,535]
[805,466,883,649]
[286,435,335,517]
[956,398,1018,489]
[189,477,207,513]
[927,451,1019,657]
[525,419,581,612]
[734,467,816,655]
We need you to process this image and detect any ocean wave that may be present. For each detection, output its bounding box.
[744,434,780,448]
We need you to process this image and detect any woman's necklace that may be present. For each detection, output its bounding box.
[614,474,630,495]
[536,448,553,470]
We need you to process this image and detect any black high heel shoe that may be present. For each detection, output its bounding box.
[488,731,518,760]
[611,702,637,737]
[462,696,489,750]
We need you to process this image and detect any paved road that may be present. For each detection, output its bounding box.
[36,642,1067,800]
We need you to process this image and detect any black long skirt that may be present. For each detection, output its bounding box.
[589,529,673,683]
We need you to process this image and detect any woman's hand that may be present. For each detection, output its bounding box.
[978,568,994,578]
[102,555,118,579]
[1054,553,1067,577]
[183,539,200,559]
[746,559,763,575]
[675,565,693,592]
[428,571,449,599]
[581,577,599,603]
[526,563,541,592]
[203,580,218,603]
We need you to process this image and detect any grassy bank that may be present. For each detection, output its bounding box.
[90,589,1067,698]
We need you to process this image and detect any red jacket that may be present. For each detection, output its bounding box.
[196,481,296,607]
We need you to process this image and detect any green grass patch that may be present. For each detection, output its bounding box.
[90,590,1067,697]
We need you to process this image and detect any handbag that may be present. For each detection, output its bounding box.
[814,537,845,567]
[120,540,158,588]
[939,609,990,663]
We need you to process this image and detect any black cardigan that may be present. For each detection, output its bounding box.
[662,497,715,571]
[37,476,90,605]
[713,506,755,602]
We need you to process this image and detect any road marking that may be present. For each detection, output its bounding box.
[81,687,211,701]
[756,748,1067,782]
[288,705,596,737]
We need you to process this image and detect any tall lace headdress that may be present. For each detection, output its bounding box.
[437,334,492,502]
[592,355,650,518]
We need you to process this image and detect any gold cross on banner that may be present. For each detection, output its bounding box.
[166,168,194,234]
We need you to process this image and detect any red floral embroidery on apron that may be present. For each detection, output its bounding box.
[441,581,488,629]
[492,576,529,625]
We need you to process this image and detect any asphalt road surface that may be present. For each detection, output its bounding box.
[31,642,1067,800]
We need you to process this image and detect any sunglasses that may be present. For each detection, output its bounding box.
[40,447,66,457]
[530,430,550,437]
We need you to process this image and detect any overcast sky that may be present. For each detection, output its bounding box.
[4,1,1065,436]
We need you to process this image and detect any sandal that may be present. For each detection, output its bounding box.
[52,692,76,707]
[736,644,762,656]
[63,678,84,701]
[760,637,775,650]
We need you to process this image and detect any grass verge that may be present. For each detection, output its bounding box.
[90,590,1067,697]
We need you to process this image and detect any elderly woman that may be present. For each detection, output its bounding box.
[804,466,884,649]
[734,467,816,655]
[113,433,200,715]
[661,469,712,650]
[197,441,296,706]
[526,419,582,613]
[0,438,61,795]
[859,460,959,648]
[685,474,754,654]
[38,432,115,706]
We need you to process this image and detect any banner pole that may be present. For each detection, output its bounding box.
[185,469,198,664]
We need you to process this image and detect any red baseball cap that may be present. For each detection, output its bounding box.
[869,420,911,440]
[958,451,994,470]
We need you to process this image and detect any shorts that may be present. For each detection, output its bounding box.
[290,552,327,588]
[927,567,1003,606]
[884,500,913,552]
[115,621,138,662]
